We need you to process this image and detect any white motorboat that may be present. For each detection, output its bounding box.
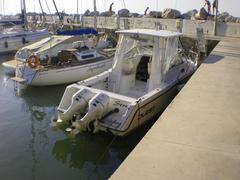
[55,29,198,136]
[12,41,114,87]
[2,34,98,73]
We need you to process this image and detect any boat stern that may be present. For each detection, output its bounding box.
[56,84,137,136]
[12,63,39,86]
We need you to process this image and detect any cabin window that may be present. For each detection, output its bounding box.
[78,46,89,51]
[81,54,94,59]
[136,56,151,82]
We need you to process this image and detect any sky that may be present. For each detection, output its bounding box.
[0,0,240,17]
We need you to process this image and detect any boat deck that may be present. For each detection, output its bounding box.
[122,80,147,98]
[110,40,240,179]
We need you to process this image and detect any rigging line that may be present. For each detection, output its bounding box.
[20,0,23,14]
[100,0,103,11]
[77,0,79,15]
[122,0,126,9]
[52,0,63,27]
[33,0,35,12]
[156,0,158,11]
[155,0,159,18]
[2,0,4,16]
[100,0,106,31]
[22,0,28,30]
[174,0,177,9]
[0,0,2,16]
[44,0,54,22]
[38,0,46,22]
[81,0,83,14]
[93,0,97,29]
[104,0,106,11]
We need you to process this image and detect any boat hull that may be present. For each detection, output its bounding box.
[102,78,186,136]
[57,72,192,137]
[26,59,113,86]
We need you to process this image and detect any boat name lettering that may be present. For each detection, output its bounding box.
[113,100,128,108]
[139,106,155,119]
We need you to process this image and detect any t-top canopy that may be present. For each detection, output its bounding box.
[116,29,182,38]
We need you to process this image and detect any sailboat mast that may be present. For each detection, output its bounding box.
[38,0,46,22]
[44,0,54,22]
[93,0,97,29]
[214,0,219,35]
[22,0,28,29]
[52,0,63,26]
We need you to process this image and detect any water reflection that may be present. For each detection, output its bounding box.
[0,54,157,179]
[20,85,66,107]
[52,134,112,168]
[18,84,67,180]
[30,113,37,180]
[52,119,155,179]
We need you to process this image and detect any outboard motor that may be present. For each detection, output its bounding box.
[63,88,94,121]
[74,93,110,133]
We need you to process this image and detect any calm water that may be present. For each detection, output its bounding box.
[0,54,154,180]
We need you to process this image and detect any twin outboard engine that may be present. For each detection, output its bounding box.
[58,89,110,134]
[74,92,110,133]
[62,88,93,120]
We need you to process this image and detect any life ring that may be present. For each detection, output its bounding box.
[27,55,40,68]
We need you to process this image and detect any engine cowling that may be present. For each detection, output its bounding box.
[63,88,94,120]
[75,92,110,132]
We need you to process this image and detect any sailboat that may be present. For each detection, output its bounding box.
[12,36,114,87]
[1,28,99,73]
[0,0,49,54]
[55,29,198,136]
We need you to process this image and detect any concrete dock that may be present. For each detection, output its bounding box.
[110,40,240,179]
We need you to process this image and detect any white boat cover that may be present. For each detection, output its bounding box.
[149,34,178,90]
[110,32,179,92]
[18,35,73,53]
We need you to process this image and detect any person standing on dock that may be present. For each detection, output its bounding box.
[204,0,211,14]
[109,2,114,16]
